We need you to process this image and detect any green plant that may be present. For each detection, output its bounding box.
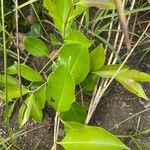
[0,0,150,150]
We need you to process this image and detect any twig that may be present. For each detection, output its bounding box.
[52,112,60,150]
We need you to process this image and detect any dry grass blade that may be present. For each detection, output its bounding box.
[115,0,131,50]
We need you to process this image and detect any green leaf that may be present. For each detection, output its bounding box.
[44,0,86,35]
[116,76,148,100]
[65,31,93,48]
[34,85,47,109]
[3,86,28,100]
[7,64,18,74]
[11,63,44,82]
[70,5,86,20]
[60,44,90,84]
[94,64,130,78]
[18,94,34,128]
[24,36,49,57]
[47,65,75,112]
[64,122,85,134]
[43,0,59,19]
[60,123,129,150]
[44,0,73,34]
[20,64,44,82]
[50,34,61,46]
[30,99,43,122]
[3,102,15,124]
[61,101,87,123]
[78,0,116,10]
[0,74,18,87]
[0,90,4,103]
[81,74,98,93]
[30,22,43,37]
[90,44,106,71]
[30,85,46,122]
[118,70,150,82]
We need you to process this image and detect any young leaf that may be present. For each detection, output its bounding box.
[81,74,98,93]
[60,44,90,84]
[18,94,34,128]
[90,44,106,71]
[78,0,116,10]
[24,36,49,57]
[47,65,75,112]
[116,76,148,100]
[60,123,129,150]
[0,74,18,87]
[118,70,150,82]
[65,31,93,48]
[3,86,28,100]
[30,85,46,122]
[94,64,130,78]
[61,101,87,123]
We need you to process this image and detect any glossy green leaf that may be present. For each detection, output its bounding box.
[24,36,49,57]
[81,74,98,93]
[60,123,129,150]
[3,86,28,100]
[65,31,93,48]
[116,76,148,100]
[60,44,90,84]
[78,0,116,10]
[118,70,150,82]
[18,94,34,128]
[94,64,130,78]
[0,74,18,87]
[47,65,75,112]
[30,85,46,122]
[3,102,15,123]
[61,101,87,123]
[90,44,106,71]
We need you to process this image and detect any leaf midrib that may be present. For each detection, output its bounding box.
[57,69,69,112]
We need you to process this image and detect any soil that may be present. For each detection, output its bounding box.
[0,3,150,150]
